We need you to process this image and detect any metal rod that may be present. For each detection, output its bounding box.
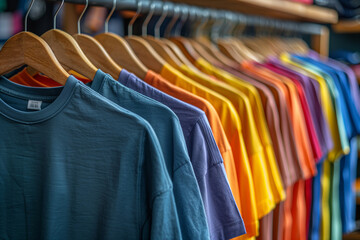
[46,0,325,36]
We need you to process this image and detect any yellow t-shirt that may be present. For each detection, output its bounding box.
[160,63,259,238]
[179,63,278,218]
[193,59,285,205]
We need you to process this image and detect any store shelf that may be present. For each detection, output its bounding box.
[168,0,338,24]
[333,20,360,33]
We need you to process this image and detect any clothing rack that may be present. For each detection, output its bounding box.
[46,0,331,56]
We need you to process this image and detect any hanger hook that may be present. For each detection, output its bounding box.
[77,0,89,34]
[234,14,247,37]
[211,11,225,41]
[105,0,116,33]
[128,1,143,36]
[195,9,209,38]
[53,0,64,29]
[154,3,169,39]
[164,5,180,38]
[24,0,35,32]
[174,6,188,37]
[142,2,156,37]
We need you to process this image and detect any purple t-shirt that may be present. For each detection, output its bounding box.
[117,69,246,240]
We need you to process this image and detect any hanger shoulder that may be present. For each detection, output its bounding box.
[163,39,203,74]
[217,39,245,64]
[170,37,199,63]
[0,32,69,85]
[73,33,121,79]
[95,33,148,79]
[42,29,98,80]
[190,39,221,66]
[197,38,240,68]
[125,36,165,73]
[145,36,182,69]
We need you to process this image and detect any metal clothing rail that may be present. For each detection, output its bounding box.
[46,0,330,56]
[46,0,141,10]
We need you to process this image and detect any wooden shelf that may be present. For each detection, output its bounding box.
[168,0,338,24]
[333,20,360,33]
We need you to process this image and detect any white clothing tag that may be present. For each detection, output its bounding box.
[27,100,42,110]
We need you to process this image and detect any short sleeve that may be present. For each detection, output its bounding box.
[187,117,246,239]
[141,126,182,239]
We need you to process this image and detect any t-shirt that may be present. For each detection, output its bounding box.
[85,70,210,240]
[158,64,259,238]
[261,62,323,238]
[245,62,317,177]
[240,63,309,240]
[280,54,347,240]
[143,71,238,198]
[308,51,360,114]
[266,58,334,156]
[9,68,212,239]
[141,71,247,235]
[117,69,246,240]
[225,69,294,240]
[308,161,325,240]
[240,69,304,181]
[291,55,359,239]
[263,58,331,240]
[339,138,358,233]
[180,62,279,217]
[0,75,182,240]
[293,55,360,235]
[239,67,304,240]
[193,59,285,207]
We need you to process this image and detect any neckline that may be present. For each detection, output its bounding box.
[0,75,78,124]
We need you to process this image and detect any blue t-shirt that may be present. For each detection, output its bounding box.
[86,69,209,239]
[0,75,182,240]
[118,69,246,240]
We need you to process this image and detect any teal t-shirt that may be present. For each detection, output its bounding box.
[86,69,209,239]
[0,75,182,239]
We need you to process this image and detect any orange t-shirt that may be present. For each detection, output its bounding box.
[145,68,259,238]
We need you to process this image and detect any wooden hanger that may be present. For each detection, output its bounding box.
[217,38,245,64]
[95,33,148,79]
[40,0,97,80]
[230,38,263,62]
[0,0,69,85]
[170,37,200,64]
[146,36,183,69]
[125,36,165,73]
[242,37,275,58]
[226,18,264,62]
[163,39,204,74]
[94,0,148,79]
[189,39,223,66]
[73,0,121,80]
